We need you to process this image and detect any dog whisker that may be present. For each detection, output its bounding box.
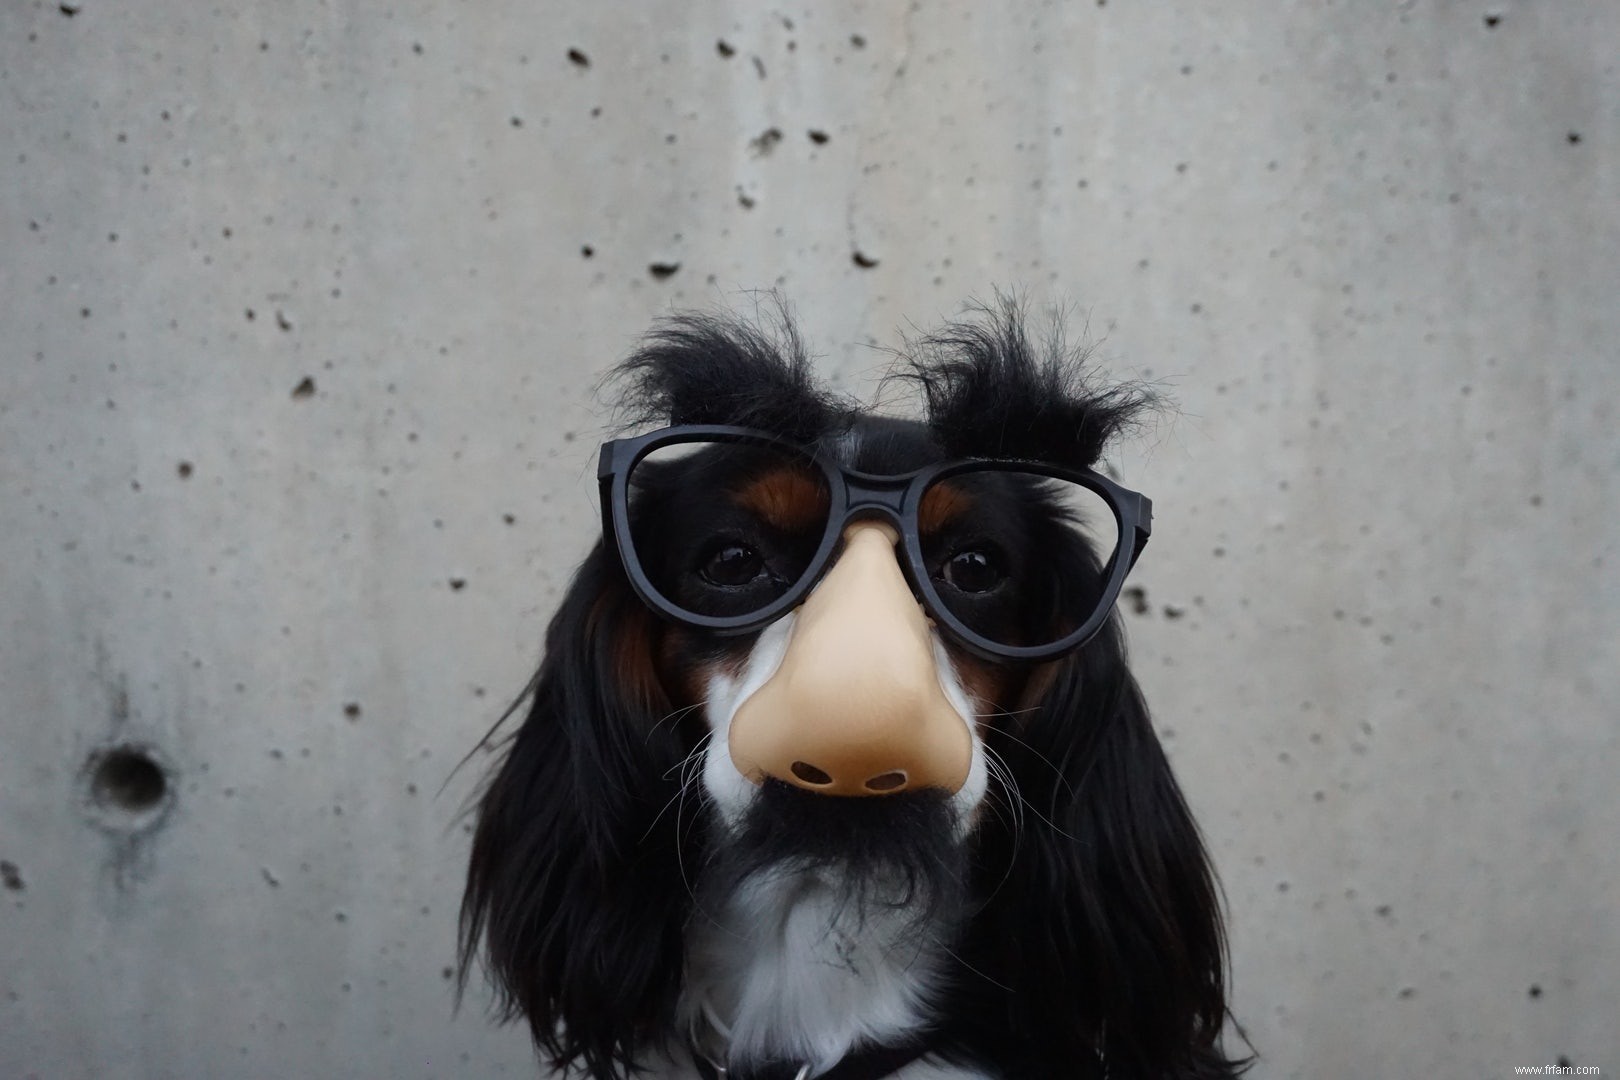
[983,741,1078,843]
[939,943,1015,994]
[982,724,1080,803]
[645,729,714,843]
[648,699,708,743]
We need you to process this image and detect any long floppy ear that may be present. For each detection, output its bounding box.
[908,297,1239,1074]
[957,617,1243,1078]
[458,547,699,1079]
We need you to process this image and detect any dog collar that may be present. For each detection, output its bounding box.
[691,1040,931,1080]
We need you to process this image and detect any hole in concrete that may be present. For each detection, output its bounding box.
[90,746,167,814]
[865,770,907,792]
[789,761,832,786]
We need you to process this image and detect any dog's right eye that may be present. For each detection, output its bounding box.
[698,541,767,587]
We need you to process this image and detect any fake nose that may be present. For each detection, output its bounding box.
[728,522,973,796]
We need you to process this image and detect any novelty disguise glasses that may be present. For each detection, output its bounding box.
[598,424,1152,662]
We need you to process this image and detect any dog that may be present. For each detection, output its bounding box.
[460,300,1243,1079]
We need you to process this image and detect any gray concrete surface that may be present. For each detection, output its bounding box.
[3,1,1617,1077]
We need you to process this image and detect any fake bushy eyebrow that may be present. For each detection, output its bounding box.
[895,297,1157,470]
[606,306,852,445]
[605,295,1154,468]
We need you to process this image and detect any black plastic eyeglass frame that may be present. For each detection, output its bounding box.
[598,424,1152,662]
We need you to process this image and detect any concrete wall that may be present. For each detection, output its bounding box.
[3,1,1616,1077]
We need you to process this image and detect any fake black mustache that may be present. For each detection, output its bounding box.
[700,780,970,929]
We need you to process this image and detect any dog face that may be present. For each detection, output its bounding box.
[461,301,1240,1080]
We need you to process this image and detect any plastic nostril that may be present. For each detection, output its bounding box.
[865,770,908,792]
[790,761,833,786]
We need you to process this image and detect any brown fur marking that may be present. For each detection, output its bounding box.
[733,468,829,532]
[919,481,974,535]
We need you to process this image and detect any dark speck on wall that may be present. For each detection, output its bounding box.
[808,129,830,145]
[568,48,589,67]
[648,262,680,280]
[291,377,316,400]
[750,127,783,156]
[449,578,467,591]
[717,39,735,58]
[851,250,879,269]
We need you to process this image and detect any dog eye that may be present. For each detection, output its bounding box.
[699,542,768,587]
[939,549,1005,594]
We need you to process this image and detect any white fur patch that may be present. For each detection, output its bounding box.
[700,613,798,829]
[638,1049,994,1080]
[682,862,952,1073]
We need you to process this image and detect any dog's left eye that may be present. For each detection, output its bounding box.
[699,541,768,587]
[939,548,1006,593]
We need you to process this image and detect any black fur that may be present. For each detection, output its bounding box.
[942,620,1238,1078]
[460,300,1244,1079]
[458,551,702,1077]
[896,296,1157,469]
[702,781,969,940]
[605,300,854,443]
